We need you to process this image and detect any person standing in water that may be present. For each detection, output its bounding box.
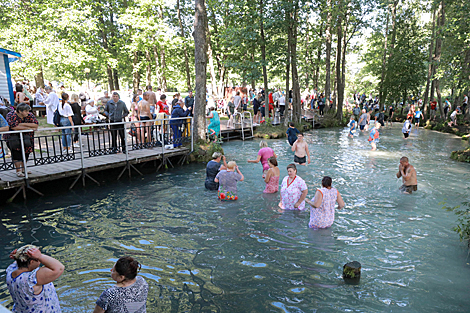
[396,156,418,194]
[263,157,280,193]
[286,122,300,146]
[292,133,311,165]
[306,176,345,229]
[402,117,412,139]
[248,140,277,178]
[368,122,381,151]
[348,116,356,138]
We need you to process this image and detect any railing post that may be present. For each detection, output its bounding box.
[78,126,85,170]
[124,122,129,162]
[191,117,194,152]
[19,132,28,180]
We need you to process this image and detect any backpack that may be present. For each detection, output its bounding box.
[53,109,61,127]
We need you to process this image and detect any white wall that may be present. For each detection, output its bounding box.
[0,54,12,104]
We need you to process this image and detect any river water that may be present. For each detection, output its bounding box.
[0,125,469,312]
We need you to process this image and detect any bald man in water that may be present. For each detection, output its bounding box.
[396,156,417,194]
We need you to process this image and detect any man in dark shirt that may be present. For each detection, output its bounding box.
[184,90,195,116]
[105,92,129,153]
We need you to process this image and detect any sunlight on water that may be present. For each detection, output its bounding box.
[0,125,469,312]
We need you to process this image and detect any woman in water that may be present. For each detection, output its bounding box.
[205,152,227,190]
[206,106,220,141]
[263,156,280,193]
[279,163,308,210]
[306,176,345,229]
[94,256,149,313]
[6,245,64,312]
[215,161,244,200]
[248,140,277,178]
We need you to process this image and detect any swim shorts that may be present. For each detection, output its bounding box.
[403,133,409,138]
[140,116,151,121]
[360,125,365,130]
[399,184,417,194]
[294,155,306,164]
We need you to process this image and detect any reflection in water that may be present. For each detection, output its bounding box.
[1,126,470,312]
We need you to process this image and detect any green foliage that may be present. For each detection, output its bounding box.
[443,202,470,247]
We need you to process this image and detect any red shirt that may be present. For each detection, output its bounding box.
[268,93,274,104]
[430,101,437,110]
[157,100,169,115]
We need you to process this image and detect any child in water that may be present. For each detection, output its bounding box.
[348,116,356,138]
[286,122,300,146]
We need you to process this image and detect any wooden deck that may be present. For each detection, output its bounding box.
[0,146,189,191]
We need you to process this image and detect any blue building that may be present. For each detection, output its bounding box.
[0,48,21,106]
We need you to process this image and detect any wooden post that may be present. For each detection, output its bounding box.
[343,261,361,285]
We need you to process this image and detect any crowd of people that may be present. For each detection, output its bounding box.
[205,119,419,231]
[0,82,202,177]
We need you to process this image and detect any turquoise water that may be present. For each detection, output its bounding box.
[1,125,470,312]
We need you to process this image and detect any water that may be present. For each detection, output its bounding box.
[1,125,469,312]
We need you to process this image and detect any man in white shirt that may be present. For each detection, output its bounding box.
[279,93,286,117]
[43,86,59,125]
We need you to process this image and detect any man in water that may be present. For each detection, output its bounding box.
[358,109,368,132]
[396,156,417,194]
[292,133,310,165]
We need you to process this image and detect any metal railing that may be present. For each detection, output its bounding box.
[0,117,193,183]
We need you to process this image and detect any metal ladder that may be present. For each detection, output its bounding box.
[233,111,254,140]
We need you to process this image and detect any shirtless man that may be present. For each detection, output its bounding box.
[138,92,153,143]
[396,156,417,194]
[291,133,311,165]
[146,85,157,118]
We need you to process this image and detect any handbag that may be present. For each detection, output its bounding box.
[8,133,32,150]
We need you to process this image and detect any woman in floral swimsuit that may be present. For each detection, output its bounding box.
[306,176,345,229]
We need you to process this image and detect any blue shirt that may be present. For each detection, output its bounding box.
[0,114,8,139]
[286,127,300,141]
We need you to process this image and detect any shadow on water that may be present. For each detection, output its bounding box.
[0,125,470,312]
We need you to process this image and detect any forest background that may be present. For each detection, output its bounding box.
[1,0,469,128]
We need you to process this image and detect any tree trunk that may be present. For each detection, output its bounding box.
[35,66,45,89]
[434,1,445,118]
[153,45,163,88]
[334,4,342,117]
[423,7,436,118]
[107,65,114,91]
[177,0,191,91]
[286,3,291,118]
[113,69,120,91]
[251,51,256,90]
[132,51,140,94]
[305,22,310,89]
[145,50,152,87]
[379,8,389,110]
[389,0,398,57]
[260,0,268,95]
[324,0,332,109]
[159,6,168,92]
[291,0,301,124]
[314,22,323,88]
[206,23,218,97]
[194,0,208,140]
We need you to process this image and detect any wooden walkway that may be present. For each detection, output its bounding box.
[0,146,189,192]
